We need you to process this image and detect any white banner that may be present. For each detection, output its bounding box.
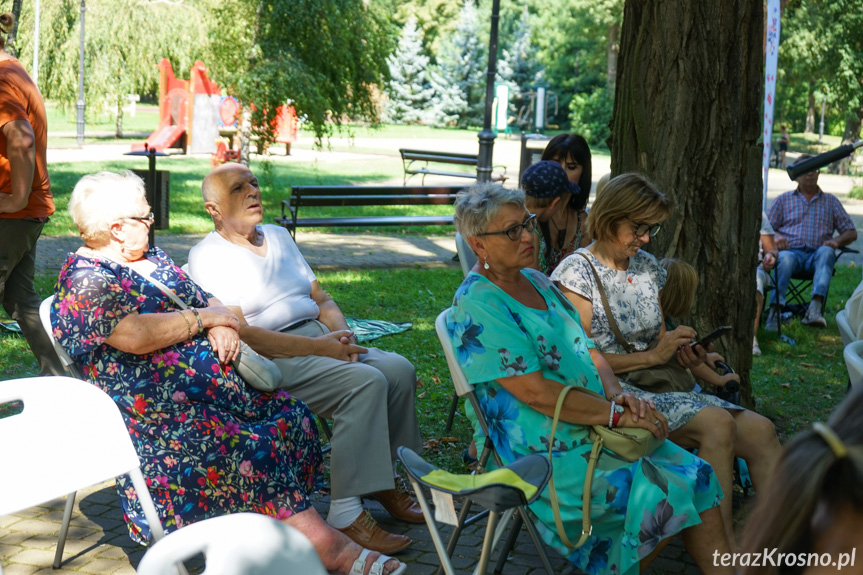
[762,0,781,209]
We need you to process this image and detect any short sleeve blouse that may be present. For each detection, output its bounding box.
[551,249,666,354]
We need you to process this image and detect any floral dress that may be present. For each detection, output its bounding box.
[51,248,323,544]
[551,249,739,430]
[446,269,722,575]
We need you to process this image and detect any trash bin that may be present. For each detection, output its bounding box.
[132,169,170,230]
[519,133,550,184]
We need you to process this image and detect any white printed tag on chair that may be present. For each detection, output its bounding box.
[431,490,459,526]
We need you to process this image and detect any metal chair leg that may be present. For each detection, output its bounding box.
[444,392,459,433]
[53,491,76,569]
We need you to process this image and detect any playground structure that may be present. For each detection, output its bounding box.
[134,60,298,157]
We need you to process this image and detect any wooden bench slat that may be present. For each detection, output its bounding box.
[278,184,463,237]
[290,196,458,207]
[276,215,454,228]
[290,185,464,196]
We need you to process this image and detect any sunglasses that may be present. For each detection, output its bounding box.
[478,214,538,241]
[626,217,661,238]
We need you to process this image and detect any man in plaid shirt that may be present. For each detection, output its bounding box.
[767,155,857,329]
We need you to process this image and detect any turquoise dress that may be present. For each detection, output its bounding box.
[446,269,722,575]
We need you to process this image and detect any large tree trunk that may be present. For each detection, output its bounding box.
[834,110,862,176]
[6,0,23,57]
[805,88,816,134]
[610,1,763,407]
[606,21,620,92]
[239,105,253,166]
[115,100,124,139]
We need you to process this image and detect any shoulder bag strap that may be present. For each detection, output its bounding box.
[575,252,637,354]
[547,385,604,550]
[126,265,190,310]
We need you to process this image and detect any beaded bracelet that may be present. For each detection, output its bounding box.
[180,310,193,340]
[608,401,616,427]
[609,392,623,403]
[191,308,204,333]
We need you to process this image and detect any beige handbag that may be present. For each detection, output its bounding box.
[547,384,664,549]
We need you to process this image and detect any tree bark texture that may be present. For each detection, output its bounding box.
[805,88,816,134]
[610,0,764,407]
[607,21,620,92]
[6,0,23,57]
[835,110,862,176]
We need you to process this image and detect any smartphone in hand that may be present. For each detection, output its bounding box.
[690,326,732,350]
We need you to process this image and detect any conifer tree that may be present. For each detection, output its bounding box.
[437,0,486,127]
[384,16,434,124]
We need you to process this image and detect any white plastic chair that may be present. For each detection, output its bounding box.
[844,340,863,390]
[137,512,327,575]
[39,296,83,379]
[0,376,166,569]
[837,309,855,348]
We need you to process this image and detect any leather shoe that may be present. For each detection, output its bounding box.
[337,509,412,554]
[367,486,425,524]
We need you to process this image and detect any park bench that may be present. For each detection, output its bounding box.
[399,148,507,185]
[275,184,466,237]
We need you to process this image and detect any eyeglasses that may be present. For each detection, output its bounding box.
[127,212,155,225]
[627,218,661,238]
[478,214,538,241]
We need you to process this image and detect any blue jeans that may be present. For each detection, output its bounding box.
[774,246,836,305]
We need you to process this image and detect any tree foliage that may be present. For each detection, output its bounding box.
[385,16,434,125]
[13,0,208,131]
[436,0,486,128]
[207,0,395,149]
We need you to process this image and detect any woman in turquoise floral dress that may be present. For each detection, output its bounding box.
[447,182,733,575]
[49,172,406,575]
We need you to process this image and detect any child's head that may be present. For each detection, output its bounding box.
[659,258,698,319]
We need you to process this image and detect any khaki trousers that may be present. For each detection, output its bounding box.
[272,320,422,499]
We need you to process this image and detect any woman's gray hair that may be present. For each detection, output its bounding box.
[454,183,526,239]
[68,171,147,246]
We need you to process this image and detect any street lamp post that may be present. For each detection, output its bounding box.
[76,0,85,147]
[476,0,500,183]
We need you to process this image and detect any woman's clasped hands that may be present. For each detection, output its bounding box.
[613,392,668,439]
[203,306,242,364]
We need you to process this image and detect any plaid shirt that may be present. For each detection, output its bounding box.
[767,187,855,250]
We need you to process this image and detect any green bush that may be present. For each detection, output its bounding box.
[849,186,863,200]
[568,88,613,149]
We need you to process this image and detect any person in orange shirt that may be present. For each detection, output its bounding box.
[0,13,64,375]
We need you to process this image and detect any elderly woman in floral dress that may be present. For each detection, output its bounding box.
[50,171,405,575]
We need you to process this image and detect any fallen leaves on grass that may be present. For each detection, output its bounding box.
[423,437,461,451]
[800,362,815,368]
[780,383,792,389]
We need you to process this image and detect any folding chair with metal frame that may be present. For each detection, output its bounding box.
[769,247,859,338]
[434,309,557,575]
[398,446,550,575]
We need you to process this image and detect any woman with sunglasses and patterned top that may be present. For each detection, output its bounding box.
[552,172,780,548]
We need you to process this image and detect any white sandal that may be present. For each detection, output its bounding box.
[350,548,407,575]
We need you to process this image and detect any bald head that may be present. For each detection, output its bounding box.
[202,163,249,204]
[201,163,263,232]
